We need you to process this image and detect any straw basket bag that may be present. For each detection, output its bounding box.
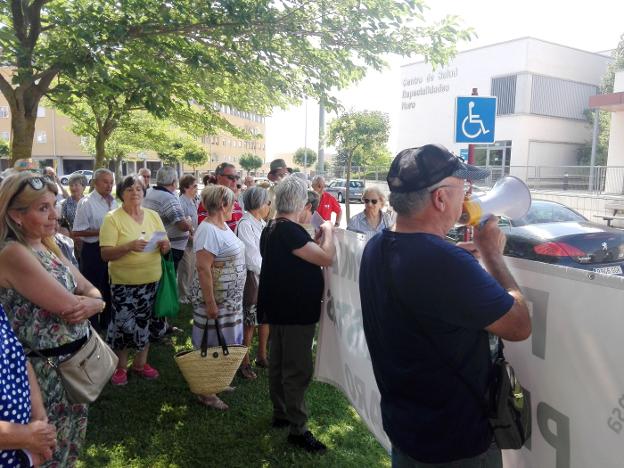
[175,319,247,395]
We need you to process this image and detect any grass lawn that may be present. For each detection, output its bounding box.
[78,305,390,467]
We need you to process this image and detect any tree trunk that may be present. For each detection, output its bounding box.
[345,152,353,221]
[94,131,109,169]
[113,154,124,180]
[10,112,37,163]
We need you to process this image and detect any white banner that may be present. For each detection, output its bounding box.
[314,229,624,468]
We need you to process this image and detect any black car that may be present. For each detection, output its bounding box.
[499,200,624,276]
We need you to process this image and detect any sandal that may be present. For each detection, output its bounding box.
[197,395,229,411]
[255,357,269,369]
[239,364,257,380]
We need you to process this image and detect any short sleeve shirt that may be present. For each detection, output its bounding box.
[316,191,341,222]
[143,187,189,250]
[99,207,166,285]
[257,219,324,325]
[359,230,514,463]
[72,191,117,243]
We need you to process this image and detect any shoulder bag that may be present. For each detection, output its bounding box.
[29,324,118,404]
[381,238,531,449]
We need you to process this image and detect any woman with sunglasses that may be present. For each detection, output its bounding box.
[347,186,395,236]
[0,172,106,466]
[177,175,199,304]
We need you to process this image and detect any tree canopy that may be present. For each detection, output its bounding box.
[239,153,264,174]
[293,147,317,168]
[328,110,390,218]
[0,0,472,163]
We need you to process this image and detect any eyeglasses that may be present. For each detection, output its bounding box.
[224,174,240,181]
[8,176,51,208]
[363,198,379,205]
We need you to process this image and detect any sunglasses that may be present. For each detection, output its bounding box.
[224,174,240,181]
[9,176,52,208]
[363,198,379,205]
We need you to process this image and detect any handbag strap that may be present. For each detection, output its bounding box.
[200,318,230,357]
[380,236,491,414]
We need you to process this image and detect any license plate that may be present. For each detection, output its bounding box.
[593,265,623,275]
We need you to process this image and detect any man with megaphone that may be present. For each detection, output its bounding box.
[360,144,532,468]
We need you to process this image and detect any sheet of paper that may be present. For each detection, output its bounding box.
[143,231,167,252]
[311,211,325,232]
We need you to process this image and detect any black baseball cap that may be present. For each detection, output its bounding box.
[387,144,490,193]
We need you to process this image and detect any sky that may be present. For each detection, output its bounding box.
[265,0,623,159]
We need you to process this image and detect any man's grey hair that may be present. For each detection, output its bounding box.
[389,180,444,216]
[138,167,151,177]
[275,176,308,214]
[68,173,88,187]
[156,166,178,186]
[93,168,113,181]
[311,175,325,187]
[242,186,269,211]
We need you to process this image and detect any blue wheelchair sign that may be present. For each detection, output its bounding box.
[455,96,497,143]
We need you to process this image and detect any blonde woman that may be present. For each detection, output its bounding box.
[347,186,394,235]
[0,172,105,466]
[191,185,246,410]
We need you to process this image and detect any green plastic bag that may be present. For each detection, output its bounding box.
[155,252,179,318]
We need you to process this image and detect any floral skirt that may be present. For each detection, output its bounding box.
[31,358,88,468]
[107,282,167,351]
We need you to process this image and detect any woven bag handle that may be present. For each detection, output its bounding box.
[200,318,230,357]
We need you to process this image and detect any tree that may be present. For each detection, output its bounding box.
[239,154,264,174]
[293,148,317,169]
[328,111,390,219]
[182,147,209,171]
[578,33,624,165]
[0,0,472,163]
[0,139,8,158]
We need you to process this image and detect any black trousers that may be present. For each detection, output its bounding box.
[171,248,185,272]
[80,241,111,332]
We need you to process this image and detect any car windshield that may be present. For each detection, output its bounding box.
[512,201,586,226]
[350,181,364,188]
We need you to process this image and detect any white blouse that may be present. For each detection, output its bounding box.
[235,212,265,275]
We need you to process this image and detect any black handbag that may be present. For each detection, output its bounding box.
[381,241,531,450]
[487,343,532,449]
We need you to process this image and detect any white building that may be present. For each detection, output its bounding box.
[398,37,611,178]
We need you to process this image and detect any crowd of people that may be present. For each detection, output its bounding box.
[0,156,391,465]
[0,146,531,468]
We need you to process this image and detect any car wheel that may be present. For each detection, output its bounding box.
[60,177,68,185]
[337,193,344,203]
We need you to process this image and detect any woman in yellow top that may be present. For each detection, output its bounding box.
[100,175,171,386]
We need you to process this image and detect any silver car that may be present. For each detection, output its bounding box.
[60,169,94,185]
[326,179,365,203]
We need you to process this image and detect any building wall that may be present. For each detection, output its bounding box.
[0,80,265,175]
[398,37,611,174]
[606,71,624,166]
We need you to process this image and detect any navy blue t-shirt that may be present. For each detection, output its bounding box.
[360,230,514,463]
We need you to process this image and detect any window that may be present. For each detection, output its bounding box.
[350,181,364,188]
[491,75,517,115]
[0,107,8,118]
[530,75,597,120]
[0,131,9,141]
[36,131,47,144]
[37,106,46,117]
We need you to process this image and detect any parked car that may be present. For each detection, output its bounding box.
[450,200,624,276]
[326,179,365,203]
[60,169,94,185]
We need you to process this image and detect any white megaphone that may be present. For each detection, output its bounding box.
[458,176,531,226]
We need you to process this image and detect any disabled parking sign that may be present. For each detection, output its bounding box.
[455,96,497,143]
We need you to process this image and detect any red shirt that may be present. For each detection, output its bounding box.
[316,191,341,222]
[197,200,243,232]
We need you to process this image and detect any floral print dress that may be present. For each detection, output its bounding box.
[0,247,89,468]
